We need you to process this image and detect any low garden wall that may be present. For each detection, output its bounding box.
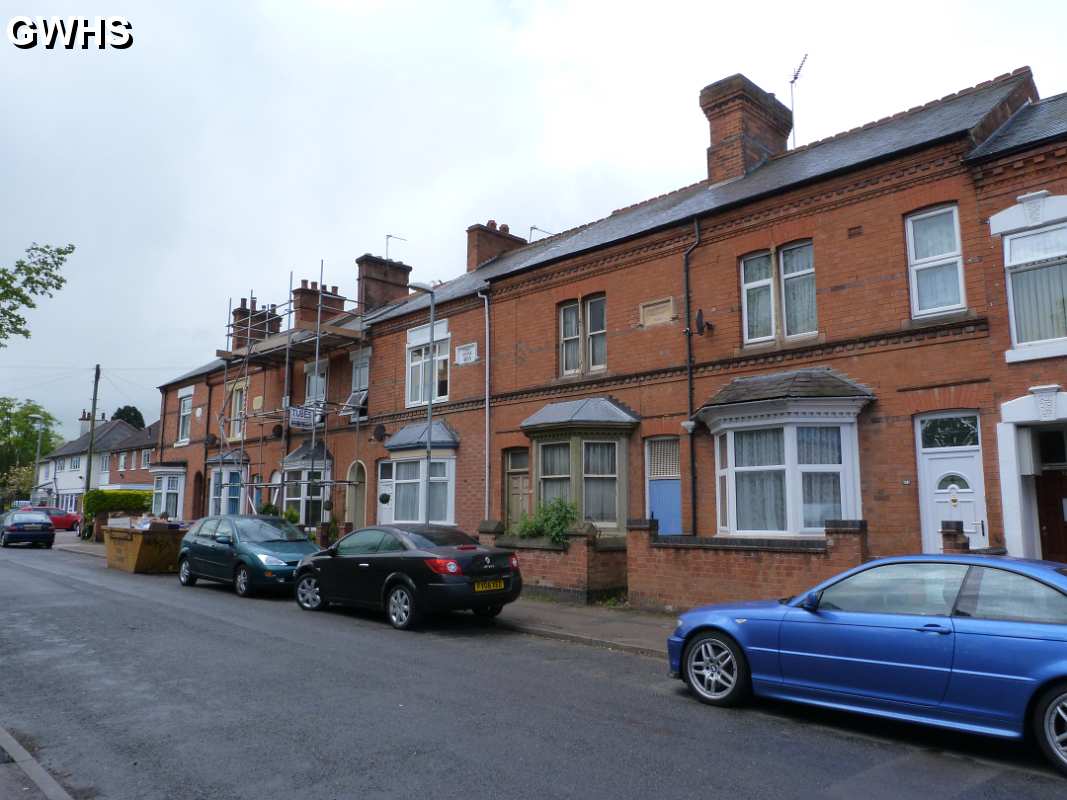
[479,521,626,604]
[626,520,870,612]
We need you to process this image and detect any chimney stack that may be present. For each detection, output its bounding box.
[700,74,793,184]
[356,254,412,311]
[231,297,283,350]
[466,219,527,272]
[292,281,345,325]
[79,410,90,435]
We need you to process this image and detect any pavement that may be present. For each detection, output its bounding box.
[1,545,1063,799]
[50,528,675,657]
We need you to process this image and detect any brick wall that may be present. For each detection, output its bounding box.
[626,521,869,611]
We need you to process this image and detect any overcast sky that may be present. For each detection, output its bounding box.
[2,0,1066,440]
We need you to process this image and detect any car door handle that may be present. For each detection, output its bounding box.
[915,623,951,635]
[358,563,370,568]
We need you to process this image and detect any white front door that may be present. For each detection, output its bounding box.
[377,461,394,525]
[915,412,989,552]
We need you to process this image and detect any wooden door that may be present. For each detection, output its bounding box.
[1036,470,1067,563]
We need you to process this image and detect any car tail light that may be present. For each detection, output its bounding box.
[509,554,520,570]
[425,558,463,575]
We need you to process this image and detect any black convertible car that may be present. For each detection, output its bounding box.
[294,525,522,629]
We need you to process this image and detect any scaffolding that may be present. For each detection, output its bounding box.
[209,267,370,530]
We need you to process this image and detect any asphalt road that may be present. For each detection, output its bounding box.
[1,548,1065,800]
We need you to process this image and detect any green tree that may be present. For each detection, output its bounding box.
[112,405,145,429]
[0,243,75,347]
[0,464,34,508]
[0,398,62,476]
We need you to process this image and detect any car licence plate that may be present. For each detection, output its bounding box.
[474,579,505,592]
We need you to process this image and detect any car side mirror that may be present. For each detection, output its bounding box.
[800,592,820,612]
[215,534,233,546]
[327,544,338,557]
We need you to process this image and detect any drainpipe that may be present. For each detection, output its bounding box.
[682,219,702,536]
[478,290,491,520]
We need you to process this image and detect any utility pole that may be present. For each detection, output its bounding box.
[83,364,101,521]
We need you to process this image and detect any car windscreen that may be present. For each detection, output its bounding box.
[10,513,50,524]
[403,528,478,548]
[233,517,307,543]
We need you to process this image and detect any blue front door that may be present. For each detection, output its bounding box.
[649,479,682,535]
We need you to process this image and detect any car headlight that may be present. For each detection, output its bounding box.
[676,617,686,629]
[256,553,287,567]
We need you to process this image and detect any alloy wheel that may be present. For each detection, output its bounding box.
[388,587,412,628]
[179,560,190,584]
[687,638,738,701]
[296,575,322,610]
[235,567,250,596]
[1044,692,1067,768]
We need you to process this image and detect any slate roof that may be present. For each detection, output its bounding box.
[520,397,639,432]
[699,369,873,409]
[118,421,159,450]
[368,69,1041,326]
[161,358,225,388]
[45,419,140,459]
[967,92,1067,161]
[384,420,460,451]
[282,440,332,467]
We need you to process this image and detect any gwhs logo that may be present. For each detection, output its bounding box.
[8,16,133,50]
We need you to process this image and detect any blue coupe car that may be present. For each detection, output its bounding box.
[669,555,1067,775]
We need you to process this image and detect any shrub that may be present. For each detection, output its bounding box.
[83,489,151,518]
[283,506,299,525]
[514,498,579,547]
[258,503,279,516]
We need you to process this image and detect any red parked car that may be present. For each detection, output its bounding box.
[26,506,81,534]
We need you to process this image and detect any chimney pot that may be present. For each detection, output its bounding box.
[700,73,792,183]
[331,285,338,295]
[301,279,309,289]
[239,297,247,309]
[311,281,318,291]
[487,220,497,230]
[499,223,510,233]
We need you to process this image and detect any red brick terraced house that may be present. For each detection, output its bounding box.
[154,67,1067,609]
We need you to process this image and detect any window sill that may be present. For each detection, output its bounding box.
[1005,340,1067,363]
[172,441,189,449]
[901,308,975,330]
[735,332,825,357]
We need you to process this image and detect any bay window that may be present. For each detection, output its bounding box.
[539,442,571,503]
[559,296,607,375]
[151,472,184,518]
[906,205,964,317]
[582,441,617,524]
[1005,222,1067,347]
[715,423,856,535]
[405,321,449,407]
[210,469,244,516]
[387,458,455,525]
[284,469,325,526]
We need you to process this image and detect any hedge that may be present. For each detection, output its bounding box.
[83,489,152,517]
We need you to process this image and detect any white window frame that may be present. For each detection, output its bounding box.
[741,251,776,344]
[209,467,245,516]
[714,420,860,537]
[1004,220,1067,356]
[560,302,581,375]
[387,457,455,525]
[779,241,817,339]
[582,439,618,526]
[585,296,607,372]
[283,468,328,527]
[405,340,449,408]
[906,205,965,318]
[70,455,80,471]
[57,457,65,472]
[303,361,327,408]
[230,385,245,439]
[118,452,127,471]
[343,348,371,418]
[141,449,150,469]
[176,386,194,444]
[151,470,185,518]
[100,452,110,472]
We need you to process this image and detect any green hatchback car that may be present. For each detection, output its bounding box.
[177,515,319,597]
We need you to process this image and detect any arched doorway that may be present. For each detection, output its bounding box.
[345,461,367,530]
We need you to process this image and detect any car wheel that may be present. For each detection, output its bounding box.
[473,605,503,619]
[386,584,419,630]
[71,522,79,535]
[683,631,751,707]
[295,574,324,611]
[1033,682,1067,776]
[234,564,253,597]
[1,535,8,547]
[178,558,197,586]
